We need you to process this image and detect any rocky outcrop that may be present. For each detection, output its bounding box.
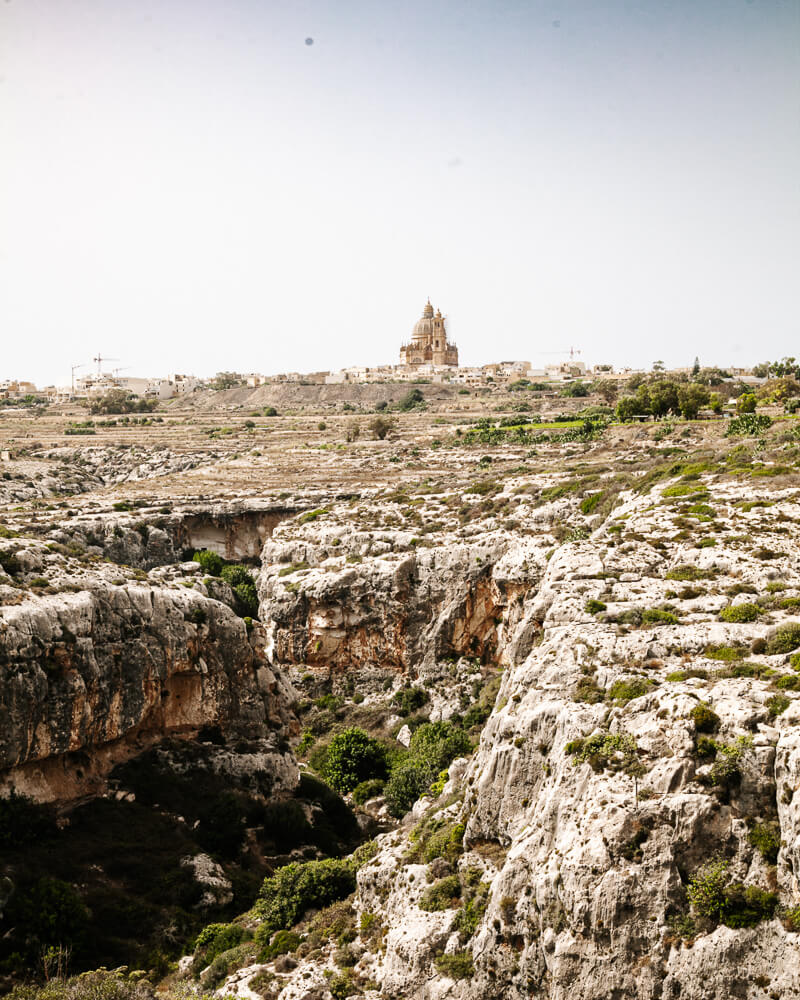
[341,480,800,1000]
[0,581,297,802]
[258,523,548,677]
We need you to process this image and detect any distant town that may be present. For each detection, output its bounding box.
[0,299,776,404]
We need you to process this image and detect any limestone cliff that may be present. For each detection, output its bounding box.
[0,578,297,803]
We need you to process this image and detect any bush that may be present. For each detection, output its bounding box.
[392,686,429,716]
[585,599,607,614]
[748,821,780,864]
[17,877,90,954]
[369,415,394,440]
[719,603,760,623]
[641,608,679,625]
[710,736,752,787]
[766,624,800,655]
[351,779,385,805]
[423,821,465,863]
[396,388,425,411]
[607,678,653,704]
[384,760,431,818]
[726,412,772,436]
[690,703,721,734]
[720,884,778,928]
[6,970,157,1000]
[220,563,259,618]
[419,875,461,911]
[408,721,471,772]
[666,565,714,582]
[435,950,475,980]
[254,858,356,935]
[767,694,791,718]
[687,858,730,921]
[255,927,301,961]
[320,728,389,795]
[383,721,472,818]
[259,799,312,850]
[194,922,247,966]
[263,406,278,416]
[193,549,224,576]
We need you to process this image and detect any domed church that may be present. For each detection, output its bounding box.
[399,300,459,367]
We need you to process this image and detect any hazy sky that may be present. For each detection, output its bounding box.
[1,0,798,386]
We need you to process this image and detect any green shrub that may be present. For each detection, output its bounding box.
[710,736,753,787]
[580,492,603,515]
[585,599,607,614]
[320,728,389,795]
[666,565,714,581]
[408,721,472,771]
[5,970,157,1000]
[720,884,778,928]
[705,644,748,661]
[748,821,780,864]
[255,927,301,961]
[194,922,246,966]
[396,388,426,411]
[688,864,777,928]
[16,877,90,954]
[384,760,431,818]
[419,875,461,911]
[184,607,207,625]
[435,950,475,980]
[392,686,429,716]
[782,905,800,932]
[423,821,465,863]
[192,549,224,576]
[351,779,385,805]
[719,603,761,623]
[384,721,471,818]
[263,406,278,416]
[690,703,721,734]
[641,608,679,625]
[687,858,730,921]
[607,678,653,704]
[567,731,640,774]
[767,694,791,718]
[254,858,356,935]
[766,624,800,655]
[726,413,772,436]
[573,675,605,703]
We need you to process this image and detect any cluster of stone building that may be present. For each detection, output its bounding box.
[1,300,761,402]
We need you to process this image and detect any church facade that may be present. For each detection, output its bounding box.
[399,300,458,367]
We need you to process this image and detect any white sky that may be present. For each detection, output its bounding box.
[1,0,798,386]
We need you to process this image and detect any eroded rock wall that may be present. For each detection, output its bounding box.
[0,583,297,802]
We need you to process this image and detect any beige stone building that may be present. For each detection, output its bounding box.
[399,300,458,367]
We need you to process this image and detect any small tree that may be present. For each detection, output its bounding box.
[737,393,757,414]
[322,728,388,794]
[369,415,394,440]
[677,383,709,420]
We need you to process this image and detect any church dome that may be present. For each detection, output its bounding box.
[411,300,435,342]
[411,316,433,342]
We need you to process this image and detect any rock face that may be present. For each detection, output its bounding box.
[240,477,800,1000]
[0,581,297,802]
[258,524,543,676]
[343,481,800,1000]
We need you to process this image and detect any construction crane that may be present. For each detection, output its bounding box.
[534,347,582,360]
[70,363,86,396]
[112,367,131,377]
[93,353,119,375]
